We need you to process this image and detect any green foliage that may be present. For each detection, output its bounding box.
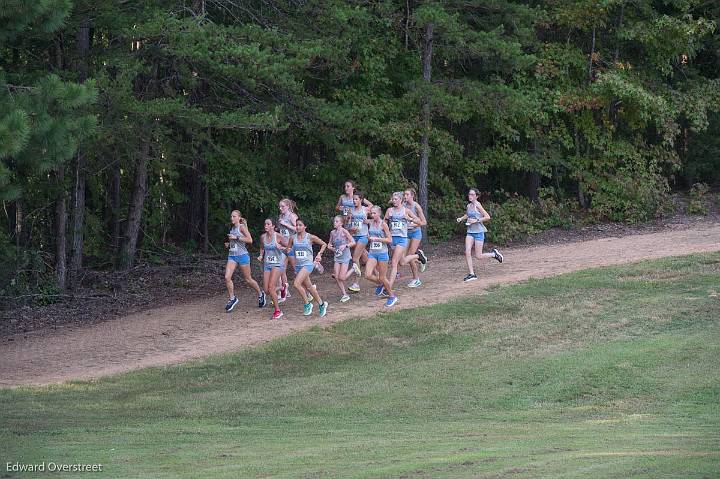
[687,182,710,215]
[684,112,720,185]
[0,0,72,42]
[587,160,671,223]
[485,188,577,244]
[1,0,719,288]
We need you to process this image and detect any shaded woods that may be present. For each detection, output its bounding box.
[1,0,719,302]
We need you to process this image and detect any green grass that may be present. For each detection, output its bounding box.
[2,253,719,478]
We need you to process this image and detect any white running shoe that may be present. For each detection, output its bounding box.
[407,279,422,288]
[340,294,350,303]
[352,262,362,278]
[348,283,360,293]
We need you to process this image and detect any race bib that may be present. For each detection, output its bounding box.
[342,207,350,216]
[229,243,238,252]
[390,220,404,230]
[279,227,290,236]
[334,248,343,257]
[266,255,279,265]
[370,241,383,250]
[295,250,309,259]
[349,220,363,230]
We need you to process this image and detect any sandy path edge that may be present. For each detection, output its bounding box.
[2,222,719,387]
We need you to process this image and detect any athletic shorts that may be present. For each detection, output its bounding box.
[286,250,295,257]
[294,264,314,274]
[391,236,408,248]
[228,254,250,265]
[353,235,369,245]
[368,251,389,263]
[407,229,422,241]
[263,264,286,272]
[467,232,485,242]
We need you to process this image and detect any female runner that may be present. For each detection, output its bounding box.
[277,198,298,302]
[455,188,503,282]
[327,215,357,302]
[258,218,289,319]
[402,188,428,287]
[385,192,426,296]
[346,192,373,293]
[223,210,266,312]
[287,219,329,317]
[364,206,395,306]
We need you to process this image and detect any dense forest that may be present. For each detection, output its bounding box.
[1,0,719,301]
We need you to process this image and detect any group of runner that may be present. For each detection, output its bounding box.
[224,181,504,319]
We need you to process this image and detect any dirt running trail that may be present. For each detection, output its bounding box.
[2,222,719,387]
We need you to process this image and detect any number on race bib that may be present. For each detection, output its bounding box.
[266,255,279,264]
[370,241,382,250]
[334,248,343,257]
[342,207,350,216]
[295,250,308,259]
[350,220,362,230]
[390,220,403,230]
[280,228,289,236]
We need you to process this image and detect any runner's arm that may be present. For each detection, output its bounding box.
[380,223,393,244]
[413,204,427,227]
[239,224,253,244]
[344,229,356,248]
[476,202,491,222]
[257,235,264,261]
[310,235,327,261]
[277,235,290,249]
[405,209,421,226]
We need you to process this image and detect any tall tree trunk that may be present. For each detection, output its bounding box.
[53,29,67,290]
[69,151,86,287]
[120,137,150,270]
[574,129,589,209]
[189,155,203,243]
[193,0,206,16]
[69,21,91,287]
[55,167,67,290]
[405,0,411,49]
[111,159,122,260]
[523,140,540,202]
[418,21,433,238]
[613,2,625,63]
[14,199,22,280]
[588,26,596,81]
[202,173,209,253]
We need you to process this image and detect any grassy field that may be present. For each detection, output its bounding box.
[1,253,719,478]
